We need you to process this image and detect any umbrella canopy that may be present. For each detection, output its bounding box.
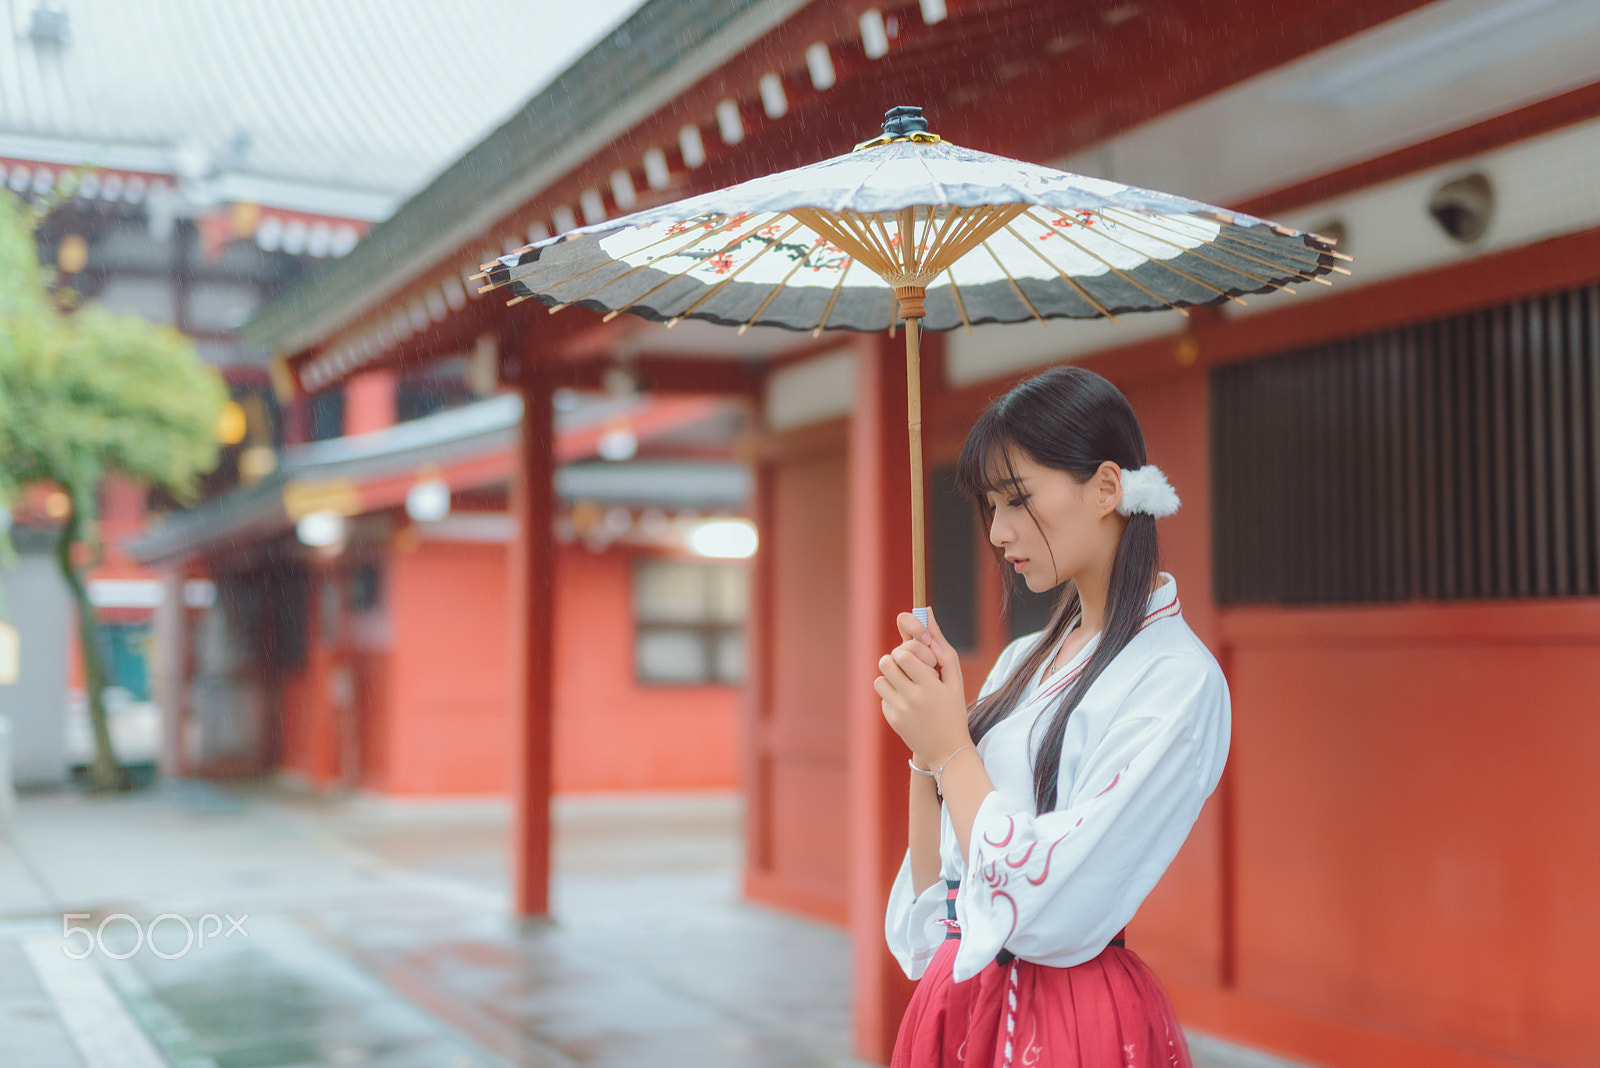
[481,111,1349,335]
[479,106,1349,614]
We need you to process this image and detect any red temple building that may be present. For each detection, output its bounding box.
[131,388,751,795]
[147,0,1600,1065]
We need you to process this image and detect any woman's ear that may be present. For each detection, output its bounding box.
[1093,460,1123,517]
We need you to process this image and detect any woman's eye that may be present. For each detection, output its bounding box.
[1006,496,1026,508]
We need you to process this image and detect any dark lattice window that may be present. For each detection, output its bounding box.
[1213,284,1600,604]
[308,386,345,442]
[633,558,747,684]
[929,466,977,652]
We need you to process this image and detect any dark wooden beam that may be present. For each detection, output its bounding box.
[547,353,765,396]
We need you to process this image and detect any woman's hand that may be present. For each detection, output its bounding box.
[874,608,971,769]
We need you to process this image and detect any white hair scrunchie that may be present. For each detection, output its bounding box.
[1117,465,1181,518]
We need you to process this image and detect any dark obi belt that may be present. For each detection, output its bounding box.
[943,878,1126,967]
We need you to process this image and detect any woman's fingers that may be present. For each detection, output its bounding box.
[874,678,909,737]
[895,611,931,646]
[899,636,937,668]
[878,651,912,688]
[923,609,964,684]
[890,644,938,686]
[925,607,950,657]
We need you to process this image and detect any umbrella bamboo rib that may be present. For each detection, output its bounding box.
[1055,216,1242,304]
[1202,225,1340,272]
[790,208,893,277]
[923,208,986,270]
[827,210,882,264]
[917,206,941,267]
[897,208,917,274]
[1083,210,1284,290]
[928,205,1028,276]
[871,213,903,273]
[596,217,778,321]
[1024,210,1189,318]
[1002,222,1119,321]
[1195,210,1352,261]
[1177,225,1327,273]
[923,206,969,268]
[944,269,972,332]
[666,222,805,323]
[1087,209,1316,290]
[739,241,818,333]
[539,214,755,308]
[935,206,1004,264]
[812,257,857,337]
[857,211,903,271]
[982,240,1048,327]
[1232,229,1350,271]
[1101,209,1334,283]
[1203,238,1334,282]
[823,210,889,269]
[1203,233,1337,280]
[1103,208,1331,271]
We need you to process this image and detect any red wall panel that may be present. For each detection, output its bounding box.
[386,541,514,795]
[375,539,739,797]
[1224,605,1600,1067]
[748,450,851,919]
[552,545,741,793]
[1117,367,1230,989]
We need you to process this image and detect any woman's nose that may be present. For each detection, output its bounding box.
[988,514,1009,548]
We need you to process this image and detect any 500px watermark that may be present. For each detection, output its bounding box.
[60,912,249,960]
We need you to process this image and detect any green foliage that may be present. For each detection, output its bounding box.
[0,188,228,790]
[0,190,228,540]
[0,193,48,510]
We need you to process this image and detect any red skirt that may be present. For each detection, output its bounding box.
[891,937,1193,1068]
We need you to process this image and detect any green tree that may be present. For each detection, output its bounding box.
[0,190,228,791]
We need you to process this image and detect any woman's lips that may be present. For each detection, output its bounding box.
[1010,558,1028,572]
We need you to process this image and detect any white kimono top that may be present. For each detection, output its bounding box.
[885,572,1230,982]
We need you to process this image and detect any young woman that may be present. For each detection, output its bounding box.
[875,366,1230,1068]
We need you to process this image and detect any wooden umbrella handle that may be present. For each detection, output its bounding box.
[897,286,928,621]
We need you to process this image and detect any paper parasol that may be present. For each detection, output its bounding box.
[481,105,1350,619]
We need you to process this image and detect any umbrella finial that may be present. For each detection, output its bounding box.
[854,105,942,151]
[882,105,927,137]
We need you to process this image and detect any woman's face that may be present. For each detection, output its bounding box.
[983,449,1124,593]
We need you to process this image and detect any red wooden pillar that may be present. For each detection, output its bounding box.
[345,369,398,436]
[509,338,556,917]
[306,560,339,788]
[742,454,775,880]
[282,396,310,446]
[848,333,920,1063]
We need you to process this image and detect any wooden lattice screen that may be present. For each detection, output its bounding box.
[1213,284,1600,605]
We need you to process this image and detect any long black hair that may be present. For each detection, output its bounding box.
[956,366,1162,814]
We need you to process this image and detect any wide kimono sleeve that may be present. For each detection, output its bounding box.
[950,653,1229,981]
[885,632,1041,980]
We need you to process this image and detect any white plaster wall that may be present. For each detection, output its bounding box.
[0,551,72,788]
[763,347,856,430]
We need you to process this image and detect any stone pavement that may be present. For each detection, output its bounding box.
[0,781,1310,1068]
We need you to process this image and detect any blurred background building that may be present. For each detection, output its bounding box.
[3,0,1598,1066]
[0,0,654,788]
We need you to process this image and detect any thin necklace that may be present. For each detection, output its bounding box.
[1042,620,1093,681]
